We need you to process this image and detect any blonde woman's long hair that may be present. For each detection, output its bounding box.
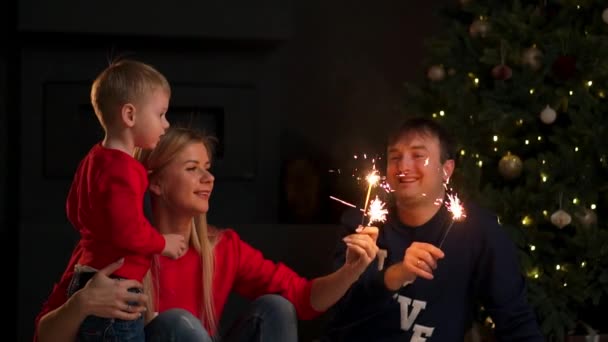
[136,127,219,334]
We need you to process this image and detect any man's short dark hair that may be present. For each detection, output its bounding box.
[387,117,456,163]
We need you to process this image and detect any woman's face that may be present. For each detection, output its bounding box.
[153,142,214,216]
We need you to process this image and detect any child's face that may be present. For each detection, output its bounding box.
[132,87,170,149]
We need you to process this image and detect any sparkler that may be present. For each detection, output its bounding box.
[329,152,388,228]
[360,170,381,226]
[438,191,466,248]
[366,195,388,225]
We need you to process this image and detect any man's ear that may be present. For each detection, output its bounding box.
[120,103,136,127]
[442,159,455,182]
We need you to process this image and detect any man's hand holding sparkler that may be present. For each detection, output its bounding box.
[384,242,445,291]
[343,225,380,279]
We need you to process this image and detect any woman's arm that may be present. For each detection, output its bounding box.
[309,226,379,311]
[37,259,147,342]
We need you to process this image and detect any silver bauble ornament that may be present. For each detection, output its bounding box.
[427,65,446,82]
[551,209,572,229]
[522,46,543,71]
[469,19,490,38]
[498,153,523,180]
[540,105,557,124]
[576,208,598,227]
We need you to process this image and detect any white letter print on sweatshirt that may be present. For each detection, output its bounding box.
[396,295,435,341]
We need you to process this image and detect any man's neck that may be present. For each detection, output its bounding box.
[395,198,443,227]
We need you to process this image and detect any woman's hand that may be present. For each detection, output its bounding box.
[343,226,379,278]
[76,258,148,320]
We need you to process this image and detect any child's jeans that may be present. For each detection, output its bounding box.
[67,265,144,342]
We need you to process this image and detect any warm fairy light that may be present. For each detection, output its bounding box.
[537,136,542,141]
[542,160,546,164]
[574,146,579,152]
[493,135,498,142]
[543,210,548,216]
[439,110,445,116]
[522,216,532,226]
[529,89,535,94]
[581,261,586,268]
[460,149,466,156]
[556,264,561,271]
[572,198,579,204]
[494,147,498,152]
[445,193,466,222]
[541,173,548,182]
[563,283,568,287]
[367,196,388,225]
[591,204,596,210]
[477,160,483,167]
[525,139,530,145]
[569,90,574,96]
[432,112,437,118]
[587,81,593,87]
[474,78,479,85]
[530,245,536,251]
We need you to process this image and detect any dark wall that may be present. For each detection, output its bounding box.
[11,0,452,341]
[279,0,451,221]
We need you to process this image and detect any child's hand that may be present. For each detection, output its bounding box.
[162,234,187,259]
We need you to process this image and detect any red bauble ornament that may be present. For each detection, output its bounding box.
[491,64,512,80]
[552,55,577,80]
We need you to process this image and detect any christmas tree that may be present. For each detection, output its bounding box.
[400,0,608,340]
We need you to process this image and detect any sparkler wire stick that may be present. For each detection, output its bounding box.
[438,219,455,249]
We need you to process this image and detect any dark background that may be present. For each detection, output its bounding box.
[0,0,453,340]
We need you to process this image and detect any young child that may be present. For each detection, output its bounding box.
[65,59,187,341]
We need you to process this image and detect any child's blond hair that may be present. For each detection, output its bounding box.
[90,59,171,130]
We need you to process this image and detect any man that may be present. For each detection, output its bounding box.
[322,117,543,341]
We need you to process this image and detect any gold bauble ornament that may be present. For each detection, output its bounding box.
[550,209,572,229]
[498,153,523,179]
[521,46,543,71]
[576,208,597,227]
[427,65,446,82]
[469,18,490,38]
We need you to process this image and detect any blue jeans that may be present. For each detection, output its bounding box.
[67,271,145,342]
[146,294,298,342]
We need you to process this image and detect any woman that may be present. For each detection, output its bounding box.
[35,127,379,341]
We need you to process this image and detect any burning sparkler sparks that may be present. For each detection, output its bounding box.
[329,151,390,228]
[367,195,388,225]
[438,190,467,248]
